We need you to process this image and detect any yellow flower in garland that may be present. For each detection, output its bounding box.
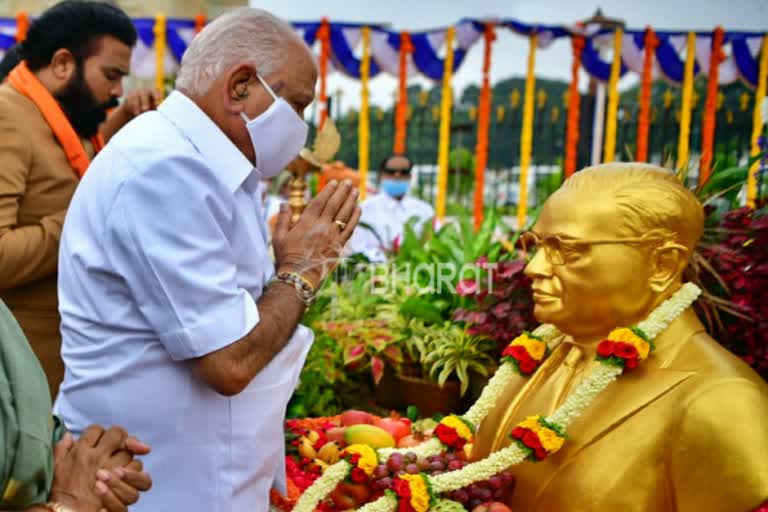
[398,474,432,512]
[518,415,543,432]
[537,427,566,453]
[342,444,378,475]
[513,333,547,361]
[608,328,651,359]
[435,415,474,449]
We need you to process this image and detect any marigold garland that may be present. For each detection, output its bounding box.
[473,23,496,230]
[434,415,474,450]
[676,32,697,170]
[501,332,548,375]
[435,26,456,221]
[747,34,768,209]
[394,31,414,154]
[14,11,28,43]
[153,13,167,100]
[358,26,372,200]
[517,33,538,230]
[637,27,659,162]
[294,284,702,512]
[316,17,331,129]
[564,35,584,178]
[699,27,726,184]
[603,28,623,164]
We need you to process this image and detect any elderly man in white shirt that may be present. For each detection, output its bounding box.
[53,8,360,512]
[347,153,434,262]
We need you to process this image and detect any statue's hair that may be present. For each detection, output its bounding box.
[558,162,704,251]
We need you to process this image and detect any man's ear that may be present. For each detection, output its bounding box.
[221,63,256,114]
[648,242,690,294]
[50,48,76,82]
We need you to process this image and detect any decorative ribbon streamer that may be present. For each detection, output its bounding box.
[564,35,584,178]
[435,26,456,221]
[637,27,659,162]
[194,14,206,34]
[700,26,725,184]
[394,31,414,153]
[15,12,28,43]
[358,26,372,200]
[603,28,623,163]
[517,33,537,230]
[747,35,768,208]
[676,32,697,170]
[473,23,496,230]
[316,17,331,128]
[153,14,166,100]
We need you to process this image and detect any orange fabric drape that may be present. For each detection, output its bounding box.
[316,18,331,129]
[15,12,28,43]
[564,35,584,178]
[8,63,102,177]
[700,26,726,185]
[194,14,206,34]
[393,31,414,154]
[637,27,659,162]
[473,23,496,230]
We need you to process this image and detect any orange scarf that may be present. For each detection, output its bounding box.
[8,62,104,178]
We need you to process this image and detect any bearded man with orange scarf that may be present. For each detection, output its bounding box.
[0,1,151,399]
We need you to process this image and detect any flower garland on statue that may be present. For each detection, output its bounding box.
[293,283,702,512]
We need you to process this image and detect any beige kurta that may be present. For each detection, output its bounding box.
[0,82,94,399]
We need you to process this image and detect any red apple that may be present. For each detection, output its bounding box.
[374,417,411,441]
[341,409,374,426]
[326,426,347,444]
[472,502,512,512]
[330,482,372,509]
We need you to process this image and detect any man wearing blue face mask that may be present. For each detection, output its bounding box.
[52,8,361,512]
[346,153,435,263]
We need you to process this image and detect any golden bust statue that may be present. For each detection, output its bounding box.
[471,163,768,511]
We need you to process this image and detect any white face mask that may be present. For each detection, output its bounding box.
[240,73,308,178]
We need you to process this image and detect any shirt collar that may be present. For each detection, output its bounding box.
[158,91,255,194]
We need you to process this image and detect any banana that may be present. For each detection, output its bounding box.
[313,459,330,473]
[297,437,317,459]
[316,442,340,464]
[306,430,320,444]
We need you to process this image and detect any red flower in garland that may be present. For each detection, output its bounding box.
[350,467,368,483]
[434,424,461,448]
[518,358,538,374]
[522,430,542,450]
[597,340,616,357]
[394,478,412,499]
[615,343,638,359]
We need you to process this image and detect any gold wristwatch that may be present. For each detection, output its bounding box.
[42,503,78,512]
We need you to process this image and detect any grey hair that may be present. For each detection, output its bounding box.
[176,8,307,96]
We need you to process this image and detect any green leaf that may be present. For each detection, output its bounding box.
[400,296,445,324]
[406,405,420,422]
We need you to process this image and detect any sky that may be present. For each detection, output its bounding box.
[247,0,768,113]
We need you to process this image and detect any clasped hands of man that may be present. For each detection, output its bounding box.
[272,178,362,291]
[24,425,152,512]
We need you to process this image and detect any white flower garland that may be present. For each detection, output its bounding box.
[293,284,701,512]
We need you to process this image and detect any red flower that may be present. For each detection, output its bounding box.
[522,430,542,450]
[624,357,639,370]
[350,467,368,483]
[510,345,529,360]
[614,343,638,360]
[518,358,538,374]
[534,447,548,460]
[435,424,460,447]
[350,453,361,465]
[393,478,412,499]
[597,340,616,357]
[511,427,526,439]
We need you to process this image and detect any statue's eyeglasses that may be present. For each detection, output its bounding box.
[519,231,666,266]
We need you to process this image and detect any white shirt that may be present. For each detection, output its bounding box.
[346,192,435,262]
[53,91,313,512]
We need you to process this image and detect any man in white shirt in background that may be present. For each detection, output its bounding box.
[347,153,434,262]
[53,8,360,512]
